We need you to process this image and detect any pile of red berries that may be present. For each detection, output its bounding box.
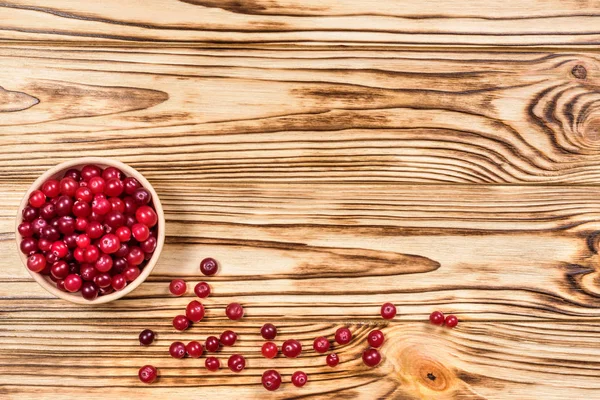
[429,311,459,328]
[18,164,159,299]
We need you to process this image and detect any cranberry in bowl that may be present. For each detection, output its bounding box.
[15,157,165,305]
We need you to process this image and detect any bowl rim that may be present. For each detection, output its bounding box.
[15,157,165,305]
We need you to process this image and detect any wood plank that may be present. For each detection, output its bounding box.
[1,0,600,47]
[1,46,600,184]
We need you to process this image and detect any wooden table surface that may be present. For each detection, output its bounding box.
[2,1,600,399]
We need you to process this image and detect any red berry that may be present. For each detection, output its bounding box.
[27,253,46,273]
[220,330,237,346]
[131,223,150,242]
[75,218,88,232]
[136,205,157,227]
[22,206,39,222]
[18,222,34,237]
[81,281,99,300]
[335,327,352,345]
[86,221,104,239]
[40,203,57,220]
[169,279,186,296]
[76,234,91,248]
[194,282,210,298]
[111,274,127,291]
[362,348,382,367]
[133,188,151,205]
[326,353,339,367]
[169,341,186,359]
[116,226,131,242]
[139,329,155,346]
[84,245,100,263]
[205,357,220,371]
[186,300,205,322]
[104,211,125,229]
[50,260,69,279]
[20,237,38,256]
[445,315,458,328]
[225,302,244,320]
[41,179,60,198]
[138,365,157,384]
[64,274,83,292]
[73,247,85,262]
[81,165,102,182]
[126,246,144,266]
[98,234,120,254]
[123,177,141,195]
[109,197,125,213]
[124,265,140,282]
[291,371,308,387]
[313,336,330,353]
[200,257,218,276]
[140,236,157,253]
[261,370,281,391]
[59,177,78,197]
[260,323,277,340]
[80,263,98,281]
[281,339,302,358]
[429,311,445,326]
[95,254,113,272]
[205,336,220,352]
[94,273,112,288]
[367,330,385,348]
[75,186,93,203]
[29,190,46,208]
[261,342,278,359]
[381,303,397,320]
[173,315,189,331]
[104,178,124,197]
[102,167,123,181]
[88,176,105,195]
[92,196,111,215]
[227,354,245,373]
[186,341,203,358]
[51,241,68,258]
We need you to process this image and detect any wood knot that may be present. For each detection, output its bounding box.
[582,116,600,143]
[572,64,588,80]
[397,344,455,394]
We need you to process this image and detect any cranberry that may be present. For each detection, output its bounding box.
[104,178,124,197]
[78,261,95,278]
[40,203,57,220]
[50,260,69,279]
[111,274,127,291]
[99,234,120,254]
[139,329,155,346]
[113,257,128,273]
[136,205,157,227]
[76,234,91,248]
[125,214,136,228]
[63,168,81,182]
[205,357,220,371]
[88,176,105,195]
[116,226,131,242]
[28,190,46,208]
[126,246,144,266]
[186,341,203,358]
[92,196,111,215]
[84,245,100,263]
[261,342,278,359]
[199,336,218,354]
[75,186,93,203]
[124,265,140,282]
[186,300,205,322]
[89,210,105,223]
[59,177,78,197]
[313,336,330,353]
[81,281,99,300]
[194,282,210,298]
[105,211,125,229]
[18,222,34,237]
[140,236,157,253]
[227,354,245,373]
[57,216,75,235]
[81,165,102,182]
[64,274,83,292]
[133,188,151,205]
[99,286,114,296]
[55,196,73,217]
[123,196,137,214]
[109,197,125,213]
[291,371,308,387]
[41,179,60,197]
[101,167,122,181]
[226,302,244,320]
[131,223,150,242]
[429,311,445,326]
[367,330,384,348]
[39,238,52,252]
[56,279,67,292]
[27,253,46,273]
[114,243,129,258]
[51,241,68,258]
[95,254,113,273]
[220,330,237,346]
[20,237,38,255]
[22,206,39,222]
[362,348,381,367]
[445,315,458,328]
[124,177,141,195]
[86,221,104,239]
[381,303,397,320]
[335,327,352,345]
[200,257,218,276]
[138,365,157,384]
[261,370,281,391]
[75,218,88,231]
[46,252,59,265]
[169,341,186,359]
[63,233,78,249]
[94,273,112,288]
[169,279,186,296]
[282,339,302,358]
[326,353,339,367]
[173,315,190,331]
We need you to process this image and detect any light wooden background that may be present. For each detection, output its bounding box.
[1,1,600,399]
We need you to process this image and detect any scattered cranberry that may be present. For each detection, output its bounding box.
[260,323,277,340]
[381,303,397,320]
[282,339,302,358]
[27,253,46,273]
[200,257,218,276]
[169,341,186,359]
[367,330,384,348]
[226,302,244,320]
[186,341,203,358]
[261,342,278,359]
[262,370,281,391]
[205,357,220,371]
[291,371,308,387]
[227,354,245,372]
[326,353,339,367]
[186,300,205,322]
[139,329,155,346]
[429,311,445,326]
[313,336,330,353]
[63,274,83,292]
[173,315,190,331]
[205,336,220,352]
[220,330,237,346]
[194,282,210,298]
[335,327,352,345]
[138,365,158,384]
[169,279,186,296]
[445,315,458,328]
[362,348,382,367]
